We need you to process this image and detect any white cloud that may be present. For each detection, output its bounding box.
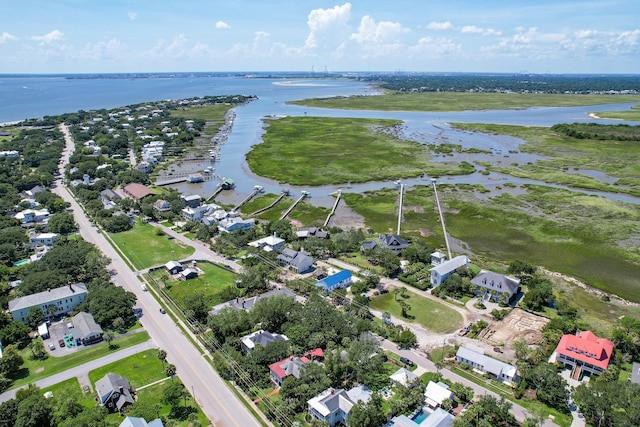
[461,25,502,36]
[128,12,137,20]
[80,38,126,61]
[215,20,230,29]
[427,21,455,31]
[0,32,18,43]
[304,3,351,50]
[31,30,64,44]
[409,36,462,58]
[351,15,408,44]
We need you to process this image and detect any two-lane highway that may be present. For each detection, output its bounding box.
[54,124,261,427]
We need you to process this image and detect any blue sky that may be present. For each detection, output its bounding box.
[1,0,639,74]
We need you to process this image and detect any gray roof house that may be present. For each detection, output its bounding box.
[471,270,520,303]
[8,283,88,324]
[378,234,409,255]
[164,261,183,275]
[430,255,469,287]
[209,287,296,316]
[277,248,314,273]
[456,345,519,383]
[241,330,289,353]
[307,386,372,427]
[72,311,103,345]
[96,373,135,413]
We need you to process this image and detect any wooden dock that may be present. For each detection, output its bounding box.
[323,190,341,227]
[249,189,289,216]
[280,191,309,220]
[232,185,263,212]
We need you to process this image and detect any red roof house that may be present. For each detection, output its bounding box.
[268,348,323,388]
[555,331,614,378]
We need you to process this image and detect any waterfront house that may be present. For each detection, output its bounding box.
[248,234,286,252]
[430,255,469,287]
[553,331,614,379]
[180,194,202,208]
[378,234,410,255]
[122,183,155,202]
[217,217,255,233]
[471,270,520,303]
[430,251,447,266]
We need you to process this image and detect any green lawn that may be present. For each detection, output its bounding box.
[290,92,640,112]
[11,331,149,389]
[246,116,473,186]
[153,261,237,308]
[370,292,463,334]
[109,222,195,270]
[136,381,209,427]
[170,104,233,134]
[88,349,165,388]
[592,104,640,121]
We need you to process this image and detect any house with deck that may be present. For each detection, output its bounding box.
[553,330,614,379]
[471,270,520,303]
[430,255,469,287]
[307,386,372,427]
[277,248,314,273]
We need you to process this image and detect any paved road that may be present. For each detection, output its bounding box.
[0,341,155,402]
[53,125,261,427]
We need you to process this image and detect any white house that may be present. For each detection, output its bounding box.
[218,217,255,233]
[248,235,286,252]
[390,367,419,387]
[29,233,59,247]
[240,330,288,353]
[15,208,50,224]
[8,283,88,324]
[455,345,519,384]
[307,386,372,427]
[430,255,469,287]
[424,381,454,409]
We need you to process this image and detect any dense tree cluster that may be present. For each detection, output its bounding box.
[552,123,640,142]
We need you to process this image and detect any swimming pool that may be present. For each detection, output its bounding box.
[13,259,29,266]
[412,410,429,424]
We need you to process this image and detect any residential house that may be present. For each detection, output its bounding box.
[209,287,296,316]
[95,373,134,413]
[268,349,323,387]
[8,283,88,324]
[430,255,469,287]
[25,185,46,197]
[153,199,171,213]
[29,232,59,247]
[72,311,103,345]
[378,234,410,255]
[455,345,519,384]
[218,217,255,233]
[136,161,152,173]
[471,270,520,303]
[122,183,156,202]
[315,270,353,293]
[179,268,198,280]
[100,189,122,203]
[390,367,419,387]
[119,417,163,427]
[387,408,454,427]
[180,194,202,208]
[248,234,286,253]
[14,208,50,224]
[430,251,447,266]
[277,248,314,273]
[553,331,614,379]
[424,381,454,409]
[202,209,228,226]
[182,205,210,222]
[240,330,289,353]
[296,227,329,239]
[165,261,183,275]
[360,239,377,252]
[187,173,204,183]
[307,386,372,427]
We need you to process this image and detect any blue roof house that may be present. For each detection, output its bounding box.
[316,270,353,293]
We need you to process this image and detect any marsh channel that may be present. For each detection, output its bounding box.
[166,79,640,209]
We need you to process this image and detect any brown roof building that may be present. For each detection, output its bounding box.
[123,183,155,202]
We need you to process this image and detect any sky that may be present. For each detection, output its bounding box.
[1,0,639,74]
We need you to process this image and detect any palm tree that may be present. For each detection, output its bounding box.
[165,363,176,379]
[158,349,167,368]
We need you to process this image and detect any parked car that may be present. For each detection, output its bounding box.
[493,346,503,353]
[400,357,414,366]
[159,307,166,314]
[58,339,65,347]
[48,343,55,350]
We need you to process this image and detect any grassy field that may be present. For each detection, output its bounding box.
[12,331,149,389]
[154,261,237,308]
[88,349,165,387]
[109,221,195,270]
[592,104,640,121]
[170,104,233,133]
[290,92,640,112]
[370,292,463,334]
[246,116,474,186]
[344,183,640,305]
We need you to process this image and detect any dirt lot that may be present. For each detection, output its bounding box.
[480,308,550,347]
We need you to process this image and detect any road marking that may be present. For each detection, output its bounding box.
[173,345,245,427]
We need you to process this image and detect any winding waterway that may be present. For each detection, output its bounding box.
[1,75,638,205]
